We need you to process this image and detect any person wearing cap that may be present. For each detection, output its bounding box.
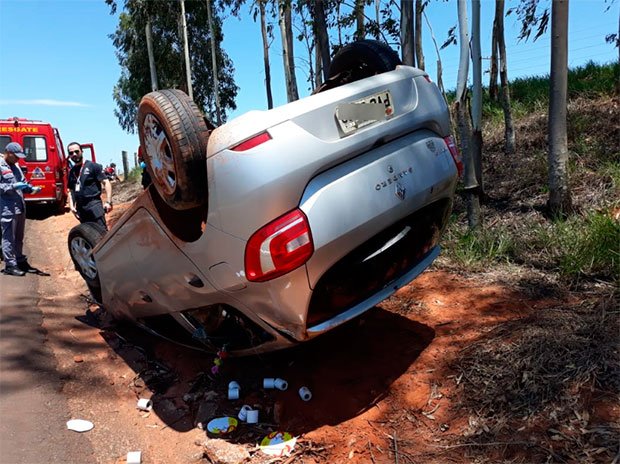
[0,142,41,276]
[66,142,112,231]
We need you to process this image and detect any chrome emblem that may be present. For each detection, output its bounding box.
[426,140,436,153]
[387,165,394,174]
[395,183,406,200]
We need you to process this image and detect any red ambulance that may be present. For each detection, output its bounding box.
[0,117,96,212]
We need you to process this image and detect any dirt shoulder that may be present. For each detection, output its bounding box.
[27,200,619,464]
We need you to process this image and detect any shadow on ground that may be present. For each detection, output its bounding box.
[87,306,434,437]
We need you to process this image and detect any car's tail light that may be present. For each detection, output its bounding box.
[245,209,314,282]
[444,136,462,177]
[231,132,272,152]
[55,166,61,180]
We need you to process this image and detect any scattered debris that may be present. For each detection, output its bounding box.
[136,398,153,411]
[298,386,312,401]
[206,417,238,435]
[260,431,297,457]
[126,451,141,464]
[246,409,259,424]
[195,402,219,429]
[66,419,94,432]
[263,378,288,390]
[237,405,252,422]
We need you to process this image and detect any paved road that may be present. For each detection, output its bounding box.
[0,218,95,464]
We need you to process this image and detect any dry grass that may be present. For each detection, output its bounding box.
[447,293,620,463]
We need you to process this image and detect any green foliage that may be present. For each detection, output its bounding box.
[125,165,143,183]
[109,0,239,133]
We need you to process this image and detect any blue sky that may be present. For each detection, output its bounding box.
[0,0,617,172]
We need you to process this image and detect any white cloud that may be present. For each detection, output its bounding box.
[0,99,92,107]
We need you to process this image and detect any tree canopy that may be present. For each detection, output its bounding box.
[108,0,239,133]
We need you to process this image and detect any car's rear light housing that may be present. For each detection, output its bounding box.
[231,132,272,152]
[245,209,314,282]
[444,136,462,177]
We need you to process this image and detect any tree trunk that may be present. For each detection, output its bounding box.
[489,1,499,101]
[456,0,480,229]
[337,2,342,47]
[206,0,221,124]
[471,0,483,194]
[145,20,159,91]
[375,0,381,39]
[415,0,425,70]
[179,0,193,100]
[279,1,299,102]
[423,10,446,98]
[314,0,330,82]
[121,151,129,181]
[260,1,273,109]
[401,0,415,66]
[355,0,365,40]
[315,41,322,89]
[497,0,515,154]
[548,0,571,215]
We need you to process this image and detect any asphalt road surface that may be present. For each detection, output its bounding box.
[0,218,95,463]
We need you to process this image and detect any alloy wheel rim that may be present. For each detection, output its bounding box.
[71,237,97,280]
[143,113,176,195]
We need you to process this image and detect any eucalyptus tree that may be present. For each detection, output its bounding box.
[455,0,480,229]
[401,0,415,66]
[415,0,425,70]
[496,0,515,154]
[279,0,300,101]
[471,0,483,195]
[548,0,571,215]
[107,0,238,132]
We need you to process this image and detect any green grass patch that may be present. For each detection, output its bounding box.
[442,223,516,268]
[529,212,620,282]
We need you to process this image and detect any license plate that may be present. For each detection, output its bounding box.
[336,89,394,136]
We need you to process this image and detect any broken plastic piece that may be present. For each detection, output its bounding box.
[206,417,238,434]
[66,419,94,432]
[298,386,312,401]
[260,431,297,457]
[228,387,240,400]
[137,398,153,411]
[246,409,259,424]
[126,451,142,464]
[274,378,288,391]
[238,405,252,422]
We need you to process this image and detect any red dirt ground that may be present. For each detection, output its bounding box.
[29,205,617,464]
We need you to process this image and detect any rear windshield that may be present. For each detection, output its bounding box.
[0,136,10,153]
[22,136,48,162]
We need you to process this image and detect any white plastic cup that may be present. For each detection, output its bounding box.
[228,387,240,400]
[127,451,142,464]
[298,386,312,401]
[228,381,240,389]
[136,398,153,411]
[274,378,288,391]
[246,409,259,424]
[238,405,252,421]
[263,378,275,389]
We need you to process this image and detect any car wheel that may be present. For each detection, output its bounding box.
[68,222,105,302]
[317,40,402,93]
[137,89,210,210]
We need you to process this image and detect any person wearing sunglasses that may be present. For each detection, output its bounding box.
[66,142,113,231]
[0,142,42,276]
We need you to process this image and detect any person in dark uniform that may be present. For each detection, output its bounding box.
[0,142,41,276]
[66,142,113,231]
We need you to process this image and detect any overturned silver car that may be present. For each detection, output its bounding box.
[68,41,460,356]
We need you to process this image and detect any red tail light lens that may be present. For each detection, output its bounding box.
[245,209,314,282]
[444,136,462,177]
[231,132,272,152]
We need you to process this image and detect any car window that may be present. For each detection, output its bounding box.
[0,135,11,153]
[22,136,48,162]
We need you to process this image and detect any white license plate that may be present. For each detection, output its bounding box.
[336,89,394,136]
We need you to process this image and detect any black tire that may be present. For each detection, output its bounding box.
[318,40,402,93]
[137,89,210,210]
[68,222,105,303]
